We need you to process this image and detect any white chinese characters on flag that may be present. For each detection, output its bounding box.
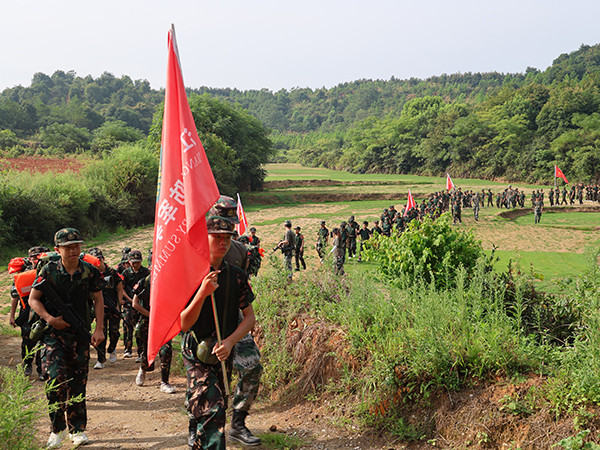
[148,25,220,363]
[236,193,248,236]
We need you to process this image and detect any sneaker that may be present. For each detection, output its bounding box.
[135,355,142,363]
[69,431,89,447]
[123,351,133,358]
[135,367,145,386]
[93,361,105,370]
[160,382,176,394]
[108,351,117,363]
[46,429,67,448]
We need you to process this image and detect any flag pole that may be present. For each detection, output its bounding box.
[211,293,230,395]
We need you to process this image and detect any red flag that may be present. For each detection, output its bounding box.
[446,173,455,191]
[236,193,248,236]
[404,189,416,216]
[148,25,220,363]
[555,165,569,184]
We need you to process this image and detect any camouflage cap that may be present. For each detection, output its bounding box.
[128,250,143,262]
[28,246,49,257]
[122,247,132,255]
[284,220,292,227]
[54,228,83,246]
[207,196,238,235]
[249,227,256,232]
[88,247,104,258]
[294,226,301,231]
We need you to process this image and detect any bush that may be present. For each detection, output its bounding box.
[0,364,47,449]
[363,213,486,289]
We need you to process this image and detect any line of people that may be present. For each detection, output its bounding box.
[7,200,264,449]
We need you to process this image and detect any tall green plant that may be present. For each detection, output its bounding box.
[363,213,486,289]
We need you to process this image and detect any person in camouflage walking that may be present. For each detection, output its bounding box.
[316,220,329,262]
[181,197,257,449]
[88,247,123,369]
[131,274,176,394]
[122,250,150,359]
[28,228,105,449]
[331,227,345,275]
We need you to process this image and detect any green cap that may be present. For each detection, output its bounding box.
[128,250,143,262]
[206,196,238,235]
[54,228,83,246]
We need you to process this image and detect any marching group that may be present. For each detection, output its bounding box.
[8,196,264,449]
[6,181,600,449]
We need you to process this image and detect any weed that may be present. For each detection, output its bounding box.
[258,432,306,449]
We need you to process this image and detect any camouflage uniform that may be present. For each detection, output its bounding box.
[346,217,359,258]
[9,254,39,375]
[282,221,295,280]
[534,200,543,224]
[184,262,254,450]
[33,254,103,434]
[294,228,306,270]
[122,254,150,356]
[316,222,329,260]
[133,275,173,380]
[94,258,122,364]
[332,231,345,275]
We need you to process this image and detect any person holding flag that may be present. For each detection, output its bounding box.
[180,198,257,449]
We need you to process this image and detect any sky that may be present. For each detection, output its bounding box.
[3,1,600,92]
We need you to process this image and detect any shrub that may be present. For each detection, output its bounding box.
[363,213,486,289]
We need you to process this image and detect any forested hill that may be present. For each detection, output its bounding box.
[191,44,600,134]
[2,44,600,182]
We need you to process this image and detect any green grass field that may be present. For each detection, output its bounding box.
[250,164,598,293]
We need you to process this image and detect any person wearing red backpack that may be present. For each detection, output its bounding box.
[9,246,48,379]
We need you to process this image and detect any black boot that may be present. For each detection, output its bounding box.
[228,410,261,446]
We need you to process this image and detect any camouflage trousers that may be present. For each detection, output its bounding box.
[283,252,293,279]
[94,308,121,363]
[19,316,42,374]
[347,237,357,258]
[41,331,90,433]
[182,332,229,450]
[122,304,140,354]
[316,242,326,259]
[231,332,263,412]
[139,320,172,382]
[333,254,345,275]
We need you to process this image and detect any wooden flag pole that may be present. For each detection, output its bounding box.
[211,293,230,395]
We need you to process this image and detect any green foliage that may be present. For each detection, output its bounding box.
[0,129,21,150]
[84,144,159,229]
[148,94,274,194]
[0,143,158,251]
[91,120,144,152]
[363,214,485,288]
[39,123,92,153]
[0,365,46,450]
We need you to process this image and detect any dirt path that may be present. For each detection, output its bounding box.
[0,225,396,450]
[0,331,395,449]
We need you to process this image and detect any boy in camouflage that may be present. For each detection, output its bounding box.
[29,228,105,448]
[88,247,123,368]
[131,274,175,393]
[181,197,257,449]
[9,245,47,379]
[122,250,150,359]
[316,220,329,262]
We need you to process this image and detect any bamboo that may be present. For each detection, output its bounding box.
[210,293,230,396]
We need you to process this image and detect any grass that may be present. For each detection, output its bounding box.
[491,250,590,293]
[258,432,306,449]
[265,163,552,191]
[513,211,600,231]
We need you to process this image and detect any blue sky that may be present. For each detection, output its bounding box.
[3,0,599,92]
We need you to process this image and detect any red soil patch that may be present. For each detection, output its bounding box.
[0,156,85,174]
